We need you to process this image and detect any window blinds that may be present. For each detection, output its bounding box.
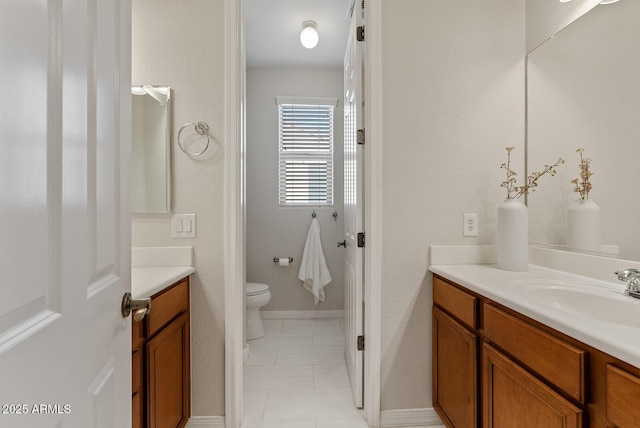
[278,102,334,206]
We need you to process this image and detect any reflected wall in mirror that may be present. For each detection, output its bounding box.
[527,0,640,260]
[132,86,171,213]
[526,0,600,52]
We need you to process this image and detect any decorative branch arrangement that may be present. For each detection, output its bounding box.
[500,147,564,200]
[571,148,593,200]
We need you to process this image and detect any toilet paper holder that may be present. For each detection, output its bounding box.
[273,257,294,263]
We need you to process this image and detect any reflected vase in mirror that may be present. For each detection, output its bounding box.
[567,199,600,252]
[496,199,528,272]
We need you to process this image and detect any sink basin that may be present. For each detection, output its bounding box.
[511,280,640,328]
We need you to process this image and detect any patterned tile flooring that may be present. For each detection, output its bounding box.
[242,318,369,428]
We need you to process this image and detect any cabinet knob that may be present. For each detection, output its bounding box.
[121,292,152,322]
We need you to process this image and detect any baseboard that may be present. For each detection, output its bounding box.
[380,407,445,427]
[261,310,344,320]
[185,416,225,428]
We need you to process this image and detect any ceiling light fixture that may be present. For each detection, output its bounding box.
[300,21,319,49]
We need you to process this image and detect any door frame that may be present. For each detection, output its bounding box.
[223,0,382,426]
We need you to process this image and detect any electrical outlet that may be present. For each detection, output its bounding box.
[463,213,478,237]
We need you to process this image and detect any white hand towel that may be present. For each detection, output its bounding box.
[298,218,332,305]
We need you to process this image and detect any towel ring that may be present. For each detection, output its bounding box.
[177,121,210,157]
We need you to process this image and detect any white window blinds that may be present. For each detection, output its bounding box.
[277,98,336,207]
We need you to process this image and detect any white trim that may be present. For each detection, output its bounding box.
[224,0,244,427]
[260,310,344,320]
[364,0,382,426]
[185,416,226,428]
[380,408,445,428]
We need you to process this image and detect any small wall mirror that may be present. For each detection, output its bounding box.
[131,86,171,213]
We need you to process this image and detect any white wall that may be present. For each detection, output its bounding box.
[131,0,526,419]
[246,67,345,311]
[131,0,225,417]
[379,0,525,410]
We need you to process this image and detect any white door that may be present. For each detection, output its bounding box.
[0,0,131,427]
[343,0,365,409]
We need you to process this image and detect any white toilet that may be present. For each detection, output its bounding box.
[246,282,271,340]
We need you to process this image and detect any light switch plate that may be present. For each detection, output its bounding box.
[172,214,196,238]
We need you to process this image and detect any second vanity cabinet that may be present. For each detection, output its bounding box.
[433,274,640,428]
[132,276,191,428]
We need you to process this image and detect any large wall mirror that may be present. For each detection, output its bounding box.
[132,86,171,213]
[527,0,640,260]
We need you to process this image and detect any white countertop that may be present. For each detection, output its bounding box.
[131,266,195,300]
[429,263,640,369]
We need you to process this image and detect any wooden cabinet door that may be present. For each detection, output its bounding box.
[433,306,478,428]
[482,343,582,428]
[147,312,191,428]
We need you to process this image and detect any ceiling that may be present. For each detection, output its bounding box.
[244,0,353,68]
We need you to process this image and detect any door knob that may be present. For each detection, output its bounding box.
[337,240,346,247]
[121,292,152,322]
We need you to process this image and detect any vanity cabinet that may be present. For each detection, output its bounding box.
[432,278,478,428]
[432,274,640,428]
[132,277,191,428]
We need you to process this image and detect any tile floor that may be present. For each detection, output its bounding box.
[242,318,369,428]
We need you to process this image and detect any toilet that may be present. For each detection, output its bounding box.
[246,282,271,340]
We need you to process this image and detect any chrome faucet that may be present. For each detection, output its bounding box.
[615,268,640,299]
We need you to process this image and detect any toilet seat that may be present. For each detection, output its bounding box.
[246,282,270,297]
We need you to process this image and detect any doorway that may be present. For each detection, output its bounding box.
[223,0,383,427]
[242,0,357,424]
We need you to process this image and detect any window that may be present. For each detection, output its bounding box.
[277,97,336,207]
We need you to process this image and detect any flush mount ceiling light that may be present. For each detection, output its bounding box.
[300,21,319,49]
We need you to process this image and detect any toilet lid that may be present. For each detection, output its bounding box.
[246,282,270,296]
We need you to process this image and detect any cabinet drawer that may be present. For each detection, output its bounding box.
[147,278,189,337]
[483,304,586,403]
[606,364,640,427]
[433,276,477,330]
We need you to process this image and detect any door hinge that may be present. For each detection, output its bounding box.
[357,26,365,42]
[357,232,365,248]
[357,335,365,351]
[357,129,365,145]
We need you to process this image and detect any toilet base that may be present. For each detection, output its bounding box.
[246,308,265,340]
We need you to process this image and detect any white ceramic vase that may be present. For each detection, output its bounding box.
[567,199,601,252]
[496,199,528,271]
